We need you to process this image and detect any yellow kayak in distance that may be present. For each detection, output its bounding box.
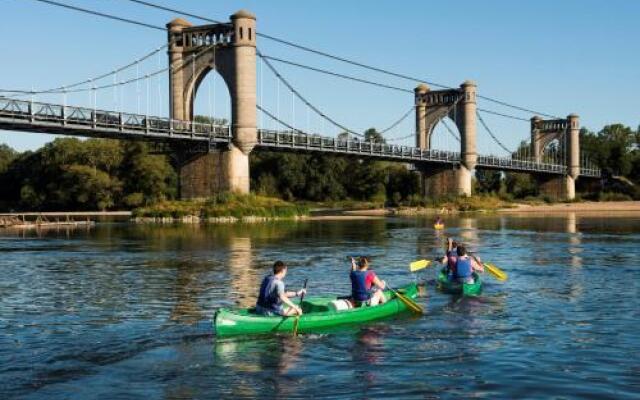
[434,223,445,230]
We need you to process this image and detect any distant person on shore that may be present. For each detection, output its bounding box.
[350,256,387,307]
[255,261,307,316]
[452,245,484,284]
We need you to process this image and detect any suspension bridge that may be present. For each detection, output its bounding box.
[0,4,601,200]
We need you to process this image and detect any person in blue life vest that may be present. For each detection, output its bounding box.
[255,261,307,316]
[350,256,387,307]
[439,237,459,280]
[452,245,484,284]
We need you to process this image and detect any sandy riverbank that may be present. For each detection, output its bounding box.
[498,201,640,213]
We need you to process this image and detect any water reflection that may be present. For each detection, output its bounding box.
[227,236,255,307]
[1,214,640,399]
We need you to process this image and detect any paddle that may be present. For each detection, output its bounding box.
[387,283,423,314]
[482,262,508,281]
[293,278,308,336]
[409,259,433,272]
[471,255,508,282]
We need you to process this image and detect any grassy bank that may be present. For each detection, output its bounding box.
[303,194,515,214]
[132,193,309,222]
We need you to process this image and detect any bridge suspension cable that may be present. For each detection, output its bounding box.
[477,108,530,122]
[476,110,514,155]
[257,105,306,134]
[0,67,167,95]
[119,0,562,119]
[32,0,165,31]
[379,106,415,134]
[32,0,562,121]
[260,56,413,94]
[440,119,461,143]
[0,43,170,99]
[258,52,364,137]
[0,42,217,98]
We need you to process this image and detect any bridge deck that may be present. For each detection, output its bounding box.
[0,97,600,177]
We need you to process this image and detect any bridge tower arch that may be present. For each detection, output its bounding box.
[167,10,256,198]
[530,114,579,200]
[414,81,477,197]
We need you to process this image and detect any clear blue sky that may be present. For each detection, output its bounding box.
[1,0,638,155]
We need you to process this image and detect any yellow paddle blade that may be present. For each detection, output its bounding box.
[409,259,432,272]
[394,290,423,314]
[484,262,508,281]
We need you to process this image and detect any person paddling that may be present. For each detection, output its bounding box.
[440,237,458,280]
[350,256,387,307]
[452,245,484,284]
[255,261,307,316]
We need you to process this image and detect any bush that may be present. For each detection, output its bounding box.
[598,192,632,201]
[134,193,308,221]
[123,192,144,208]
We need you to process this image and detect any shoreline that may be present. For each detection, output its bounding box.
[497,201,640,213]
[3,201,639,226]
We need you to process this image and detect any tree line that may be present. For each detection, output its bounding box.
[0,139,176,211]
[0,123,637,211]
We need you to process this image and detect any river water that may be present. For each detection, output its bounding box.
[1,214,639,399]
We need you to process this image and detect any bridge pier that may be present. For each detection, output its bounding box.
[414,80,477,198]
[419,164,472,198]
[176,147,250,199]
[536,174,575,201]
[168,10,256,199]
[530,114,580,200]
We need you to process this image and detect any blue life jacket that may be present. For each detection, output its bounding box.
[257,274,281,310]
[455,257,473,278]
[350,270,372,302]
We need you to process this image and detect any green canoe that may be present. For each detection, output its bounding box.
[436,268,482,296]
[214,283,419,337]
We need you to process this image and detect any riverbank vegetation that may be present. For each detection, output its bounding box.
[132,193,308,221]
[0,123,637,212]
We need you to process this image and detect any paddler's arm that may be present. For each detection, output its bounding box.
[279,292,303,315]
[372,275,386,290]
[350,257,357,271]
[284,289,306,298]
[471,255,484,273]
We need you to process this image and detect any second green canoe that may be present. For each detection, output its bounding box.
[436,268,482,296]
[214,283,419,337]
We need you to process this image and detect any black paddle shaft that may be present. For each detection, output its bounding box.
[299,279,309,304]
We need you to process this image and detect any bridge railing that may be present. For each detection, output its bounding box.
[580,167,601,178]
[257,129,461,162]
[0,97,231,141]
[1,97,601,176]
[476,155,567,173]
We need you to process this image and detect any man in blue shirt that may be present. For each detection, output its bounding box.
[256,261,306,316]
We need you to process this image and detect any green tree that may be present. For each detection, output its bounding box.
[62,164,122,210]
[364,128,385,143]
[504,172,537,198]
[0,144,17,174]
[475,170,503,194]
[194,115,229,126]
[119,142,176,206]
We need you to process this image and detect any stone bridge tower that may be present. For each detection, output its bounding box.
[530,114,580,200]
[414,81,477,197]
[167,10,256,198]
